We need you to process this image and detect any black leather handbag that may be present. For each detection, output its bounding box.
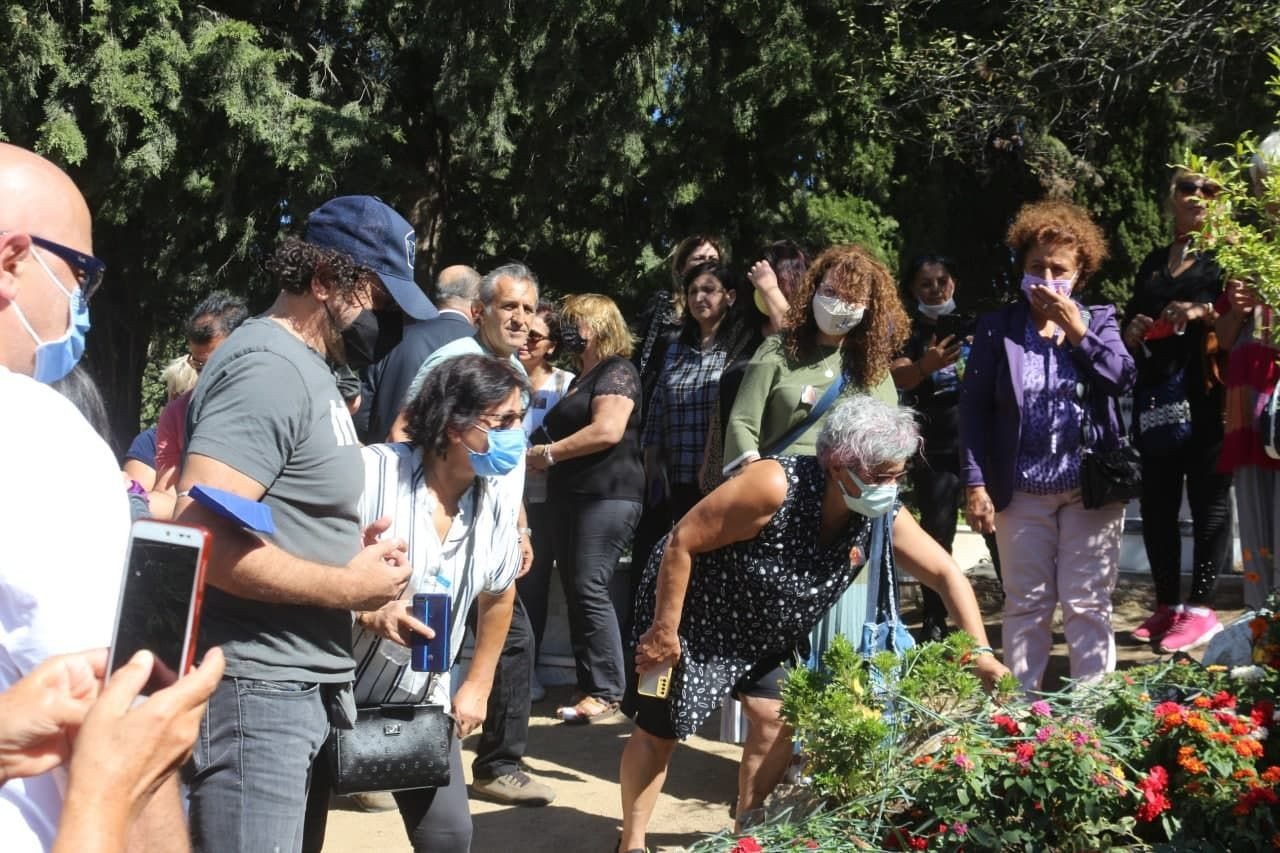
[326,700,454,794]
[1078,379,1142,510]
[1080,443,1143,509]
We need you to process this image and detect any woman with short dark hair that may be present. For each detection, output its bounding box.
[306,353,529,853]
[642,263,743,520]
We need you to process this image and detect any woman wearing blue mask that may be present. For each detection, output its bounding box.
[527,293,644,724]
[313,354,528,853]
[616,396,1008,853]
[960,200,1136,692]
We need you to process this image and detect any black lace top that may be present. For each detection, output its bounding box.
[543,356,645,501]
[631,455,874,739]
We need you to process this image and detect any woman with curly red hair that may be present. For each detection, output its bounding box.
[722,244,907,472]
[960,200,1136,691]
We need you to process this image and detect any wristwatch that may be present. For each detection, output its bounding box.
[518,527,533,538]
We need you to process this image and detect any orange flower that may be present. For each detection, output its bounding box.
[1163,711,1186,729]
[1263,766,1280,784]
[1236,738,1265,759]
[1186,715,1210,732]
[1193,696,1213,709]
[1212,732,1235,744]
[1236,768,1260,780]
[1178,745,1208,775]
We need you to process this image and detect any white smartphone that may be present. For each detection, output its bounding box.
[637,666,672,699]
[106,519,211,694]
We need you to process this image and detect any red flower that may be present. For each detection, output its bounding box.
[1013,742,1036,765]
[1262,766,1280,784]
[1212,691,1237,710]
[991,713,1020,735]
[1252,700,1276,728]
[731,838,763,853]
[1235,786,1280,816]
[1137,766,1172,823]
[1153,701,1183,717]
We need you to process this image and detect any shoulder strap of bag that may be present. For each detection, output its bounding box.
[764,371,846,456]
[862,513,896,623]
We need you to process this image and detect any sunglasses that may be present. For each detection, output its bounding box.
[1175,180,1221,200]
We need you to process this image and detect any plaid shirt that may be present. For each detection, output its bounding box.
[642,339,728,484]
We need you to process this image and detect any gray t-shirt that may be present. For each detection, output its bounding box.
[186,317,364,682]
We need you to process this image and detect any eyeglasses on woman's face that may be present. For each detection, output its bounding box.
[474,409,528,431]
[525,329,553,347]
[852,463,909,486]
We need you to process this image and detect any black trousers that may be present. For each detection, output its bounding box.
[518,501,558,660]
[468,592,533,780]
[549,498,642,702]
[911,455,1002,627]
[1139,430,1234,607]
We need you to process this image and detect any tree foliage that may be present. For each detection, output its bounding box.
[1,0,1276,446]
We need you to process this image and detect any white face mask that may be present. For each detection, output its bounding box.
[812,293,865,336]
[917,298,956,320]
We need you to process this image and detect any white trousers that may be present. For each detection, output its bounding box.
[995,489,1124,691]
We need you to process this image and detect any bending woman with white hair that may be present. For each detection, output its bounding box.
[615,396,1008,853]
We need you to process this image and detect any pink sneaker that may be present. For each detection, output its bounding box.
[1158,609,1223,653]
[1132,605,1179,643]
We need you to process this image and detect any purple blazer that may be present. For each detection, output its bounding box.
[959,300,1136,512]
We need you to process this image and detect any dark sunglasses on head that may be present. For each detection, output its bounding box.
[1175,180,1221,200]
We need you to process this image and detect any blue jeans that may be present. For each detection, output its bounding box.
[187,677,330,853]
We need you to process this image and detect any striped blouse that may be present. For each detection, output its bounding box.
[351,442,521,710]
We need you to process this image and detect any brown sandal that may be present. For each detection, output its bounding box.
[556,695,619,724]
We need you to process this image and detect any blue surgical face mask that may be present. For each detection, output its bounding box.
[10,249,90,383]
[836,468,898,518]
[465,425,527,477]
[1020,272,1075,301]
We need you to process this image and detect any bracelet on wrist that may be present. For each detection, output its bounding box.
[518,527,533,538]
[972,645,995,657]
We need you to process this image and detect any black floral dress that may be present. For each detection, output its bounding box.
[631,455,876,739]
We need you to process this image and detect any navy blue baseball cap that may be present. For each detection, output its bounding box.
[304,195,437,320]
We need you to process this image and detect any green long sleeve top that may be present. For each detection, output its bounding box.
[722,334,898,470]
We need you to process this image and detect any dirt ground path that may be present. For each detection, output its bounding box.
[322,570,1248,853]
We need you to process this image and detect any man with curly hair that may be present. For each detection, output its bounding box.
[174,196,432,852]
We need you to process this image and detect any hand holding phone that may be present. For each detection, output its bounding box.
[637,666,672,699]
[411,594,452,673]
[107,520,210,695]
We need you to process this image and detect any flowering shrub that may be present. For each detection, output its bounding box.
[692,605,1280,852]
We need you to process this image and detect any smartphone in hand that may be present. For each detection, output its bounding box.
[411,593,451,673]
[637,666,672,699]
[107,520,210,694]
